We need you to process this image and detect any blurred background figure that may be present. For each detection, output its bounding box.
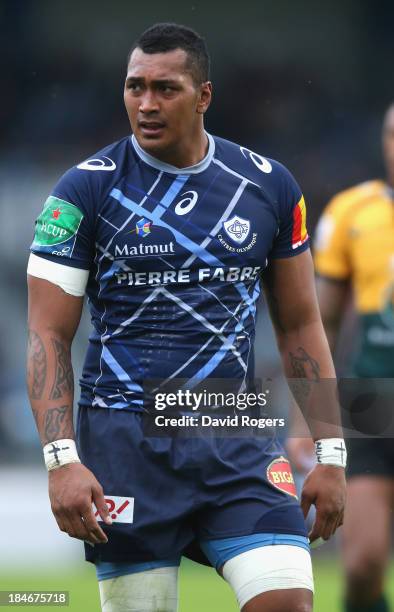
[313,105,394,612]
[2,1,394,610]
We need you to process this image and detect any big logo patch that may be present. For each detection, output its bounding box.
[266,456,297,498]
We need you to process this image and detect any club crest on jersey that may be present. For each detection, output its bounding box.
[223,215,251,244]
[136,218,152,238]
[266,456,298,498]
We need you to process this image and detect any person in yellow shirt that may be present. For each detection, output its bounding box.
[313,104,394,612]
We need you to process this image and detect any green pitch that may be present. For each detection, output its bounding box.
[1,559,393,611]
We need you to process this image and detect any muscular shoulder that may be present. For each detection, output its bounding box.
[76,136,131,170]
[52,136,134,213]
[212,135,308,258]
[215,137,302,225]
[212,134,299,201]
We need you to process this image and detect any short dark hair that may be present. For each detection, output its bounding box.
[129,22,210,85]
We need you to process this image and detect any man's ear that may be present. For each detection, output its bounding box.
[196,81,212,114]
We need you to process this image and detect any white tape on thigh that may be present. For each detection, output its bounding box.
[99,566,179,612]
[222,545,314,609]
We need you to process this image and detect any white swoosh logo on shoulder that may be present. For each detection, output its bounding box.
[77,156,116,171]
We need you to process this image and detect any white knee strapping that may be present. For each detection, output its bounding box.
[98,566,179,612]
[222,545,314,610]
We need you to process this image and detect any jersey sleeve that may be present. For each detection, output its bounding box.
[269,164,309,259]
[30,167,96,270]
[313,195,352,280]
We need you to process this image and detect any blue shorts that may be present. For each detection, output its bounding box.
[77,406,307,565]
[96,533,310,580]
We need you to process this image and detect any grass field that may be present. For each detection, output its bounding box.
[1,559,393,611]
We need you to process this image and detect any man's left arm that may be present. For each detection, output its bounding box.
[262,249,346,542]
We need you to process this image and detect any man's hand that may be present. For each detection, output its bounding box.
[300,464,346,543]
[48,462,112,545]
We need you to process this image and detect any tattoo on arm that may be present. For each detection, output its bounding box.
[27,330,47,400]
[49,339,74,400]
[44,405,74,444]
[289,347,320,381]
[289,347,321,407]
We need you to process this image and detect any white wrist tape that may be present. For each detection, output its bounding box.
[43,439,81,471]
[315,438,347,468]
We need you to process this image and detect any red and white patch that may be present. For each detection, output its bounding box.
[93,495,134,524]
[266,456,298,499]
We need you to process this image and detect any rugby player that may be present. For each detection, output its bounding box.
[27,23,346,612]
[312,104,394,612]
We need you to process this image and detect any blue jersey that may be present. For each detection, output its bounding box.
[30,133,309,411]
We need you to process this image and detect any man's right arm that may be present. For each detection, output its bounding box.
[287,195,351,471]
[286,276,349,471]
[27,274,112,544]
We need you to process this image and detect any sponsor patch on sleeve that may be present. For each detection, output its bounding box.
[33,196,84,248]
[266,456,298,498]
[93,495,134,524]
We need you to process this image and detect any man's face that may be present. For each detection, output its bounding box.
[382,106,394,179]
[124,47,211,160]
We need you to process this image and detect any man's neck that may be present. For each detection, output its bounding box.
[137,131,209,169]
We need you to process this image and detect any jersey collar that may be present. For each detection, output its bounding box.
[131,133,215,174]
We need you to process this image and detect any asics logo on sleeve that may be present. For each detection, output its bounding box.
[240,147,272,174]
[77,156,117,171]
